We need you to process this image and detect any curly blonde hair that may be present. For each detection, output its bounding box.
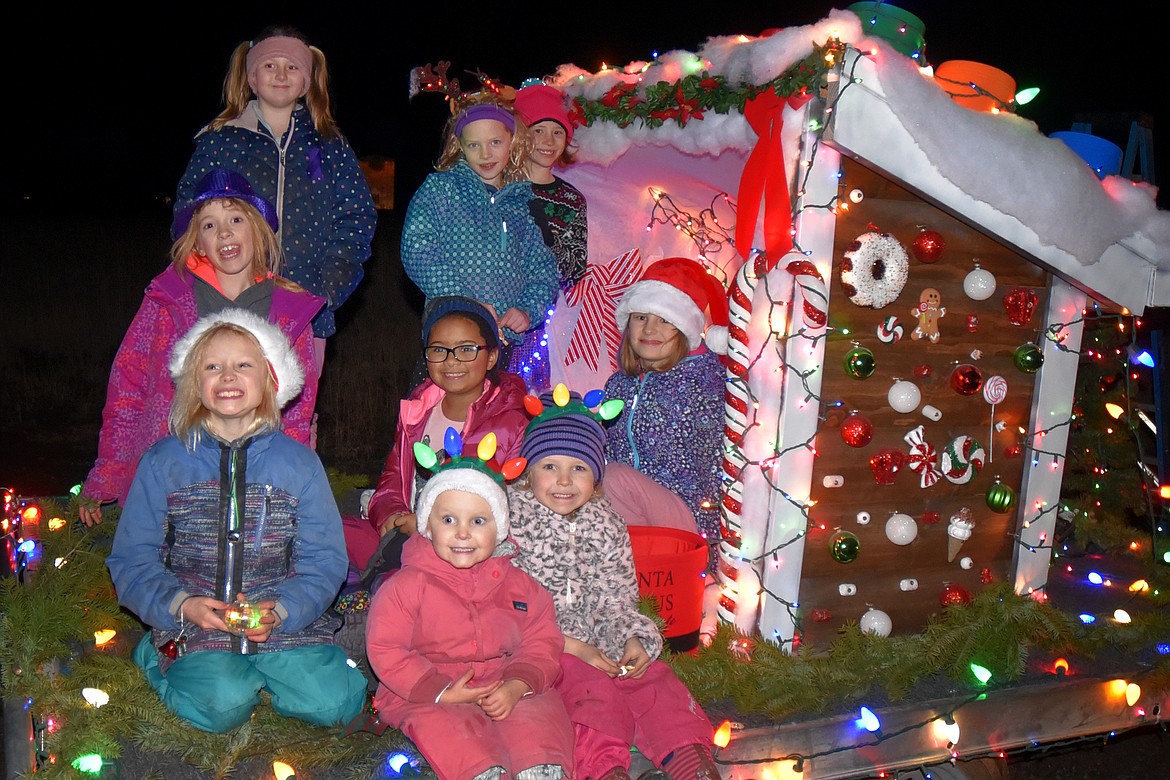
[435,93,529,185]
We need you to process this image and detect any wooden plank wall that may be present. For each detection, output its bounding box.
[797,156,1050,648]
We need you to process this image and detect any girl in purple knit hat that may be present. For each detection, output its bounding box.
[80,170,322,526]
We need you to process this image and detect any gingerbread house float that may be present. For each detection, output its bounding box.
[544,6,1170,649]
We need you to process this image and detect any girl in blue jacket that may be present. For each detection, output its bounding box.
[106,309,367,733]
[401,94,558,372]
[175,25,376,354]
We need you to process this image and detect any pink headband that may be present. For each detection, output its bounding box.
[246,36,313,97]
[454,105,515,137]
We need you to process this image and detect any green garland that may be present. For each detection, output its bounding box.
[568,41,844,130]
[4,496,1168,779]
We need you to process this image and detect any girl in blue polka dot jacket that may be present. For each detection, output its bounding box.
[175,25,376,346]
[401,93,558,366]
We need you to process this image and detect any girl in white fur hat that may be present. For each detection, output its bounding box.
[107,310,366,733]
[365,432,574,779]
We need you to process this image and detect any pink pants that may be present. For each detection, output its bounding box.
[556,653,713,779]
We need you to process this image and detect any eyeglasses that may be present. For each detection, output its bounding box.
[424,344,489,363]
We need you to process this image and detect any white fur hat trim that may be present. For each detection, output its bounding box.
[169,308,305,408]
[415,468,509,543]
[615,280,708,351]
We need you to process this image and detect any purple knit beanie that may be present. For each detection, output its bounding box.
[521,391,606,482]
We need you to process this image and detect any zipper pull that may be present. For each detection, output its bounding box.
[500,219,508,251]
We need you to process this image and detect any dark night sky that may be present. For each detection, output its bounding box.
[11,2,1164,209]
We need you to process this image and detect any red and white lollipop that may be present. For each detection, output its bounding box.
[983,375,1008,461]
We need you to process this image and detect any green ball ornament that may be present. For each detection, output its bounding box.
[986,478,1017,514]
[829,530,861,563]
[1013,342,1044,373]
[845,345,876,380]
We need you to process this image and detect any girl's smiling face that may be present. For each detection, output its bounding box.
[197,330,268,440]
[425,315,498,399]
[458,118,512,187]
[627,312,683,371]
[427,490,497,568]
[195,200,256,287]
[527,120,568,172]
[528,455,595,515]
[250,56,307,112]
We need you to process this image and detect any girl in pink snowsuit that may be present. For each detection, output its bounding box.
[365,439,573,780]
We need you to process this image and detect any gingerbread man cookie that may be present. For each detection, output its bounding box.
[911,287,945,343]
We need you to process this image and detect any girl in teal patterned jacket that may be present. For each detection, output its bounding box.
[401,95,558,362]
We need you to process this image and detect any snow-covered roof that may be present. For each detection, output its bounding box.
[556,8,1170,313]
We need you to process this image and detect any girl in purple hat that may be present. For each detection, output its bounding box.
[175,25,376,379]
[80,171,322,525]
[401,92,558,373]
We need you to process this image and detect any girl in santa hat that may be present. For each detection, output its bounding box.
[603,257,729,569]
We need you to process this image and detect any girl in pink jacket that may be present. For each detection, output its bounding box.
[365,436,573,779]
[344,295,529,571]
[80,170,322,526]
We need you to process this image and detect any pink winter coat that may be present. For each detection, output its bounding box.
[366,534,573,778]
[82,266,323,506]
[365,372,530,529]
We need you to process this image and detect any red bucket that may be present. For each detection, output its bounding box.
[628,526,709,653]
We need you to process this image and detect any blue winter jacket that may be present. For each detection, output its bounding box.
[107,427,346,668]
[175,102,376,338]
[401,161,558,342]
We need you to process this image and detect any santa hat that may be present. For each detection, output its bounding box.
[615,257,729,354]
[514,83,573,143]
[169,308,304,409]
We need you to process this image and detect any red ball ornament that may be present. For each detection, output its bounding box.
[939,582,973,607]
[950,363,984,395]
[911,229,947,263]
[914,364,933,379]
[980,568,994,584]
[811,608,832,622]
[921,510,941,526]
[841,412,875,448]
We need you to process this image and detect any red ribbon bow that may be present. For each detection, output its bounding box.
[735,88,813,263]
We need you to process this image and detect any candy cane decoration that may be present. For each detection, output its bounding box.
[714,253,827,634]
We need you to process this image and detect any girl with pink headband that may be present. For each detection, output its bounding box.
[401,92,558,378]
[175,25,376,426]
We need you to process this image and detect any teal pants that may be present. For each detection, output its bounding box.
[134,634,367,733]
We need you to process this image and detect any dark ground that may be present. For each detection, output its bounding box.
[2,205,1166,779]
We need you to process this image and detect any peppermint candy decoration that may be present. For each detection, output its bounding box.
[941,435,986,485]
[904,425,941,488]
[876,315,904,344]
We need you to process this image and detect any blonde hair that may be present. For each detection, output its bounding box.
[435,94,529,185]
[617,322,689,375]
[169,198,294,287]
[208,26,340,140]
[168,322,281,445]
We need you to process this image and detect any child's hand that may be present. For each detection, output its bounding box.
[478,679,529,721]
[78,499,105,527]
[498,307,530,334]
[440,668,501,705]
[381,512,417,536]
[180,596,232,632]
[241,596,280,643]
[565,636,621,676]
[619,637,651,680]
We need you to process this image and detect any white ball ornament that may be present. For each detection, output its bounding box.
[888,380,922,413]
[963,264,997,301]
[884,512,919,545]
[860,607,893,637]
